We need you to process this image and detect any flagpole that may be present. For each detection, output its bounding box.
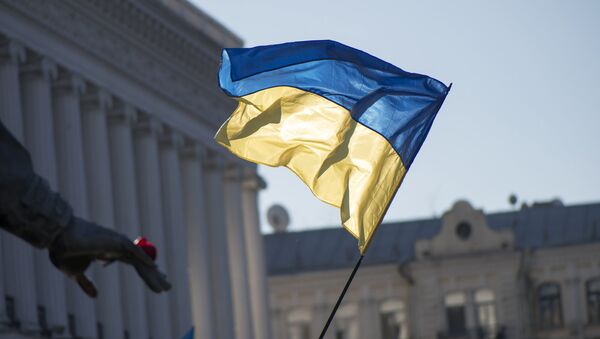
[318,254,364,339]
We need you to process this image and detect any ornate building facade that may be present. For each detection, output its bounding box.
[265,201,600,339]
[0,0,271,338]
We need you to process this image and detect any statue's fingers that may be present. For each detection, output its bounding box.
[75,273,98,298]
[133,262,171,293]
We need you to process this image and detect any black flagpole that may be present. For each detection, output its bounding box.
[318,254,364,339]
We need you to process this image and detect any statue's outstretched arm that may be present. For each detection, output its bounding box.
[0,120,170,297]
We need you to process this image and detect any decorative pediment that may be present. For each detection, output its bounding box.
[415,200,513,258]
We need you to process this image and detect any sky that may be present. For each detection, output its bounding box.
[191,0,600,233]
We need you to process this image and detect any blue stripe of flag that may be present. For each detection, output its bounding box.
[218,40,449,168]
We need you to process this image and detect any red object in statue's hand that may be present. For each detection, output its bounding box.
[134,236,157,261]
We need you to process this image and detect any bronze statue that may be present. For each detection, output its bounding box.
[0,120,170,297]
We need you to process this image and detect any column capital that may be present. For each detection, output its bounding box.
[20,54,58,81]
[0,38,26,64]
[181,140,207,160]
[108,101,137,126]
[159,128,185,149]
[82,87,113,113]
[52,70,86,96]
[133,114,163,137]
[224,162,244,182]
[204,150,226,171]
[242,167,267,190]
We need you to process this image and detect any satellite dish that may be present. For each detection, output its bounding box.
[509,194,518,207]
[267,204,290,233]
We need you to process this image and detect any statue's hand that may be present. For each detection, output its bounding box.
[48,218,171,298]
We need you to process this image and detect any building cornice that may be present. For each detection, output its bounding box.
[154,0,243,47]
[2,0,238,129]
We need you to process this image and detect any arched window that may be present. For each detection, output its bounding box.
[587,278,600,325]
[287,308,311,339]
[537,283,563,329]
[379,300,408,339]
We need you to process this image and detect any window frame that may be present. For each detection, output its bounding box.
[536,282,564,330]
[379,299,407,339]
[587,277,600,325]
[444,291,467,336]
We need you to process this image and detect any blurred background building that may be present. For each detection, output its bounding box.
[2,1,599,339]
[0,0,271,338]
[265,200,600,339]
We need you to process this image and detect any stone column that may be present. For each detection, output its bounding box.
[241,166,272,339]
[224,163,255,339]
[158,130,192,338]
[203,152,235,339]
[81,88,125,338]
[133,116,173,339]
[20,54,68,332]
[107,103,149,339]
[0,38,38,331]
[51,70,97,338]
[181,143,215,339]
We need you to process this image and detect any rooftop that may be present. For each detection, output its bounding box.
[264,201,600,276]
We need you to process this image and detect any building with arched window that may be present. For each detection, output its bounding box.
[265,200,600,339]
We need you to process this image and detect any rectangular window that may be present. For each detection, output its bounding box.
[537,283,563,329]
[475,289,497,337]
[447,306,466,335]
[380,312,401,339]
[445,292,467,336]
[587,279,600,325]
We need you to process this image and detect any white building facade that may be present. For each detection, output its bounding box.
[0,0,271,338]
[265,201,600,339]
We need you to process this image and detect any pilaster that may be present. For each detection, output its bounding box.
[312,291,333,339]
[358,287,380,339]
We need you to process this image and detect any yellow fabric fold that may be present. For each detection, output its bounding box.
[215,86,406,253]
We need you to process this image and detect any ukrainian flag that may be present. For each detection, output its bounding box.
[216,40,450,254]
